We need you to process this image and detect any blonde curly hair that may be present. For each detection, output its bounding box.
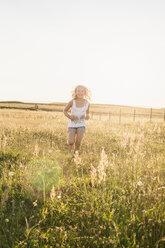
[72,85,91,100]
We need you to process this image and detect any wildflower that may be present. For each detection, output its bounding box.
[9,171,15,176]
[73,151,82,165]
[98,148,108,183]
[98,170,106,184]
[142,210,147,215]
[137,181,143,187]
[33,200,38,207]
[147,219,152,223]
[147,163,151,169]
[5,219,9,223]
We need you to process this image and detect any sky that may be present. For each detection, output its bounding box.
[0,0,165,108]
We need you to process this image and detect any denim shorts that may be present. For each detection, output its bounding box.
[68,126,86,133]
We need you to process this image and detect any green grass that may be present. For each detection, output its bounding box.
[0,109,165,247]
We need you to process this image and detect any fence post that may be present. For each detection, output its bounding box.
[133,109,136,121]
[119,109,121,123]
[150,108,152,121]
[35,104,38,111]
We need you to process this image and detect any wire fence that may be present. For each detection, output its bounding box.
[90,108,165,122]
[0,105,165,122]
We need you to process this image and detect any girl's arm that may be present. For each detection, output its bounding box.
[63,100,73,120]
[63,100,78,121]
[85,103,90,120]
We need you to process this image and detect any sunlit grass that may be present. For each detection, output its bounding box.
[0,109,165,247]
[0,101,164,122]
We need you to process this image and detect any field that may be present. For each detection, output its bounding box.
[0,108,165,247]
[0,101,164,122]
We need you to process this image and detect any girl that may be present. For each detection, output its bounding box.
[63,85,91,153]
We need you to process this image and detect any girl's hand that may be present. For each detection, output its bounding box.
[70,115,78,121]
[80,115,85,120]
[85,114,90,120]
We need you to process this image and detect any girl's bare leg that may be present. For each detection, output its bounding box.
[74,129,84,152]
[68,130,76,150]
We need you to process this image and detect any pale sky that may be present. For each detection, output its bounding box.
[0,0,164,108]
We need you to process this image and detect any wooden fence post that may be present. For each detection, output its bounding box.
[35,104,38,111]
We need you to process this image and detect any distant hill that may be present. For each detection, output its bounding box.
[0,101,25,104]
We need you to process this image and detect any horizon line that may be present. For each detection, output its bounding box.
[0,100,164,110]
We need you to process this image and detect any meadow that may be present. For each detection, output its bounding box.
[0,108,165,248]
[0,101,164,121]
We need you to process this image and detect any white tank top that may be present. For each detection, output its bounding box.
[68,100,89,128]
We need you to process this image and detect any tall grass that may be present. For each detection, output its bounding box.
[0,109,164,247]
